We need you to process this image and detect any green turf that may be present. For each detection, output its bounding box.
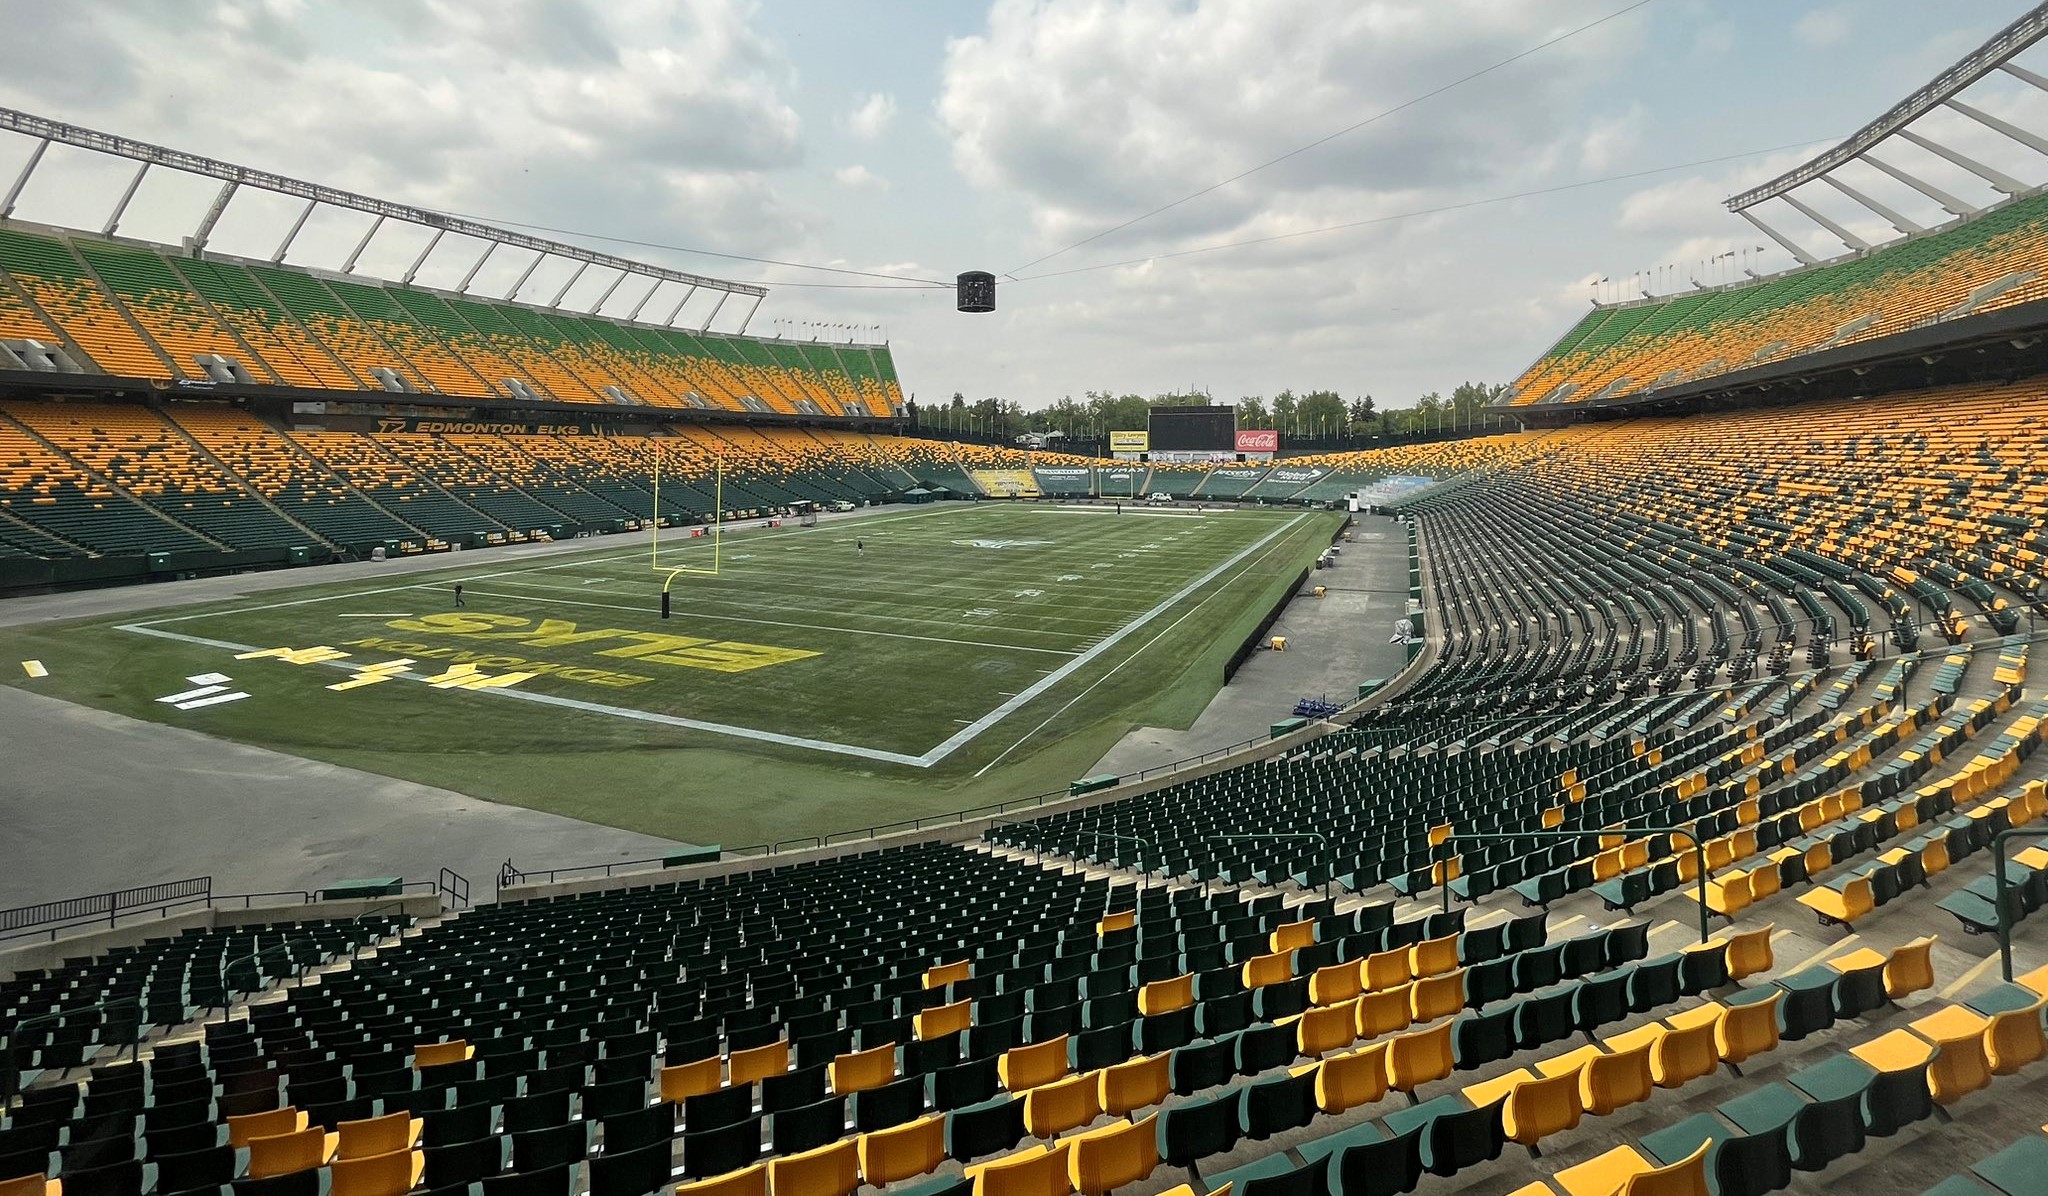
[0,503,1343,851]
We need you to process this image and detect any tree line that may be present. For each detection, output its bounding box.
[902,382,1513,441]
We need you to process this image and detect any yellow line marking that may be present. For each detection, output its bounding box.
[1550,914,1588,935]
[1769,928,1797,942]
[1938,953,2004,1000]
[21,660,47,678]
[1648,921,1689,939]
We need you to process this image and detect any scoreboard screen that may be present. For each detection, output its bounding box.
[1148,405,1235,452]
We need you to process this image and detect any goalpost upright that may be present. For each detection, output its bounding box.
[651,440,723,596]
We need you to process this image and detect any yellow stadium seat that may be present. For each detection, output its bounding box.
[330,1149,424,1196]
[1064,1114,1159,1196]
[858,1116,946,1186]
[768,1139,859,1196]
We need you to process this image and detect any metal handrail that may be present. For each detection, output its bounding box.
[1992,826,2048,981]
[496,709,1366,893]
[0,877,213,943]
[0,994,143,1105]
[1437,825,1714,944]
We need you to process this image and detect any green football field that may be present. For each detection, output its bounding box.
[0,504,1343,849]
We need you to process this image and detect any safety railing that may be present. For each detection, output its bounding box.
[1992,826,2048,982]
[0,995,141,1106]
[0,877,213,943]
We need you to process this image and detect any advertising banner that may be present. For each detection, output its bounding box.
[1108,430,1150,453]
[1235,429,1279,453]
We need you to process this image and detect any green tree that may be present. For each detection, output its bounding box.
[1271,389,1298,437]
[1348,395,1377,431]
[1235,396,1269,428]
[1298,390,1347,439]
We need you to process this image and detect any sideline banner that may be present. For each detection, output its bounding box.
[375,417,599,434]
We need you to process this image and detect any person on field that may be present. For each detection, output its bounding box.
[856,539,864,557]
[454,582,465,608]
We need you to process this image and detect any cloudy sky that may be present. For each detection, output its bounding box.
[0,0,2043,409]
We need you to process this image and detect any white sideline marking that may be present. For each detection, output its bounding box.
[337,613,413,618]
[1029,508,1211,518]
[117,621,935,766]
[112,508,1308,767]
[921,514,1307,765]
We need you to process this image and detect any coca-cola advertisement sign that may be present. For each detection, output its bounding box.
[1235,429,1279,453]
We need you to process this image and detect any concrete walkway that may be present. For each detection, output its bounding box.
[1090,513,1414,776]
[0,683,683,909]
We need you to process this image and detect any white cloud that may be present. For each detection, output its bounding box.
[1579,105,1646,173]
[834,164,887,190]
[939,0,1647,255]
[848,92,897,139]
[0,0,809,260]
[1794,5,1853,47]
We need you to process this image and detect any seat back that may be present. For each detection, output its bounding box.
[335,1113,418,1161]
[768,1139,860,1196]
[674,1162,766,1196]
[1883,937,1938,999]
[1924,1030,1992,1105]
[1722,925,1774,980]
[830,1045,898,1095]
[330,1148,423,1196]
[1385,1022,1454,1093]
[1021,1073,1099,1139]
[1983,999,2047,1076]
[661,1058,724,1104]
[229,1108,307,1149]
[1619,1141,1709,1196]
[859,1114,946,1186]
[247,1127,332,1180]
[1315,1044,1388,1115]
[1716,995,1779,1065]
[998,1037,1070,1094]
[413,1041,471,1070]
[730,1040,789,1087]
[1581,1044,1654,1116]
[1097,1053,1169,1117]
[1652,1021,1719,1089]
[965,1141,1072,1196]
[1502,1070,1582,1147]
[1065,1115,1159,1196]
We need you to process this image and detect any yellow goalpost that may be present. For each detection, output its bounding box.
[650,441,722,598]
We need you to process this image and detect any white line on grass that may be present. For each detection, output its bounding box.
[1027,508,1211,518]
[110,506,1313,768]
[115,621,936,767]
[430,587,1083,657]
[919,514,1306,765]
[972,513,1319,777]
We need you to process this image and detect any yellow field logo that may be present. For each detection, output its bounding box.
[382,613,820,674]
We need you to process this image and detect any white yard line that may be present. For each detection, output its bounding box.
[973,513,1317,776]
[435,586,1084,657]
[114,621,936,767]
[109,505,1315,769]
[921,514,1307,765]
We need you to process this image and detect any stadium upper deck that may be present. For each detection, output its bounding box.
[0,224,900,419]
